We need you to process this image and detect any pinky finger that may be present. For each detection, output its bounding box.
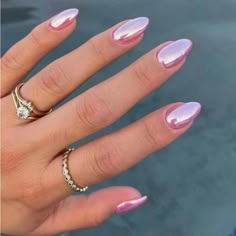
[30,187,146,235]
[1,8,79,97]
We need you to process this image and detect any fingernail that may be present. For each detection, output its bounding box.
[49,8,79,30]
[157,39,192,68]
[115,196,148,214]
[113,17,149,43]
[166,102,201,129]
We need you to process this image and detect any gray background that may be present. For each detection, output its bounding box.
[1,0,236,236]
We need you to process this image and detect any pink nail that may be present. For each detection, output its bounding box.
[166,102,201,129]
[49,8,79,30]
[112,17,149,43]
[157,39,192,68]
[115,196,148,214]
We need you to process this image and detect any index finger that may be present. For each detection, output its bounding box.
[1,8,79,97]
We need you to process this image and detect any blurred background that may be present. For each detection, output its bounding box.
[1,0,236,236]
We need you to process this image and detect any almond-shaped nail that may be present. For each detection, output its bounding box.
[113,17,149,43]
[166,102,201,129]
[49,8,79,30]
[115,196,148,214]
[157,39,192,68]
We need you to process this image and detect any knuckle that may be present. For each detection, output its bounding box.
[1,47,22,72]
[89,143,121,180]
[81,195,104,227]
[75,91,113,130]
[1,130,46,207]
[1,148,19,174]
[87,36,108,64]
[83,194,106,227]
[29,25,47,48]
[132,60,156,90]
[1,132,23,174]
[17,182,46,210]
[39,64,69,96]
[86,212,104,227]
[90,217,104,228]
[141,119,164,148]
[21,183,42,203]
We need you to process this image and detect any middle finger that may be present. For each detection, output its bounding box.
[34,38,192,156]
[19,17,150,112]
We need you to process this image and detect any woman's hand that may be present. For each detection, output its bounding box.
[1,8,201,235]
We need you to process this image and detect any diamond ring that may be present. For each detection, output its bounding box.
[11,83,52,120]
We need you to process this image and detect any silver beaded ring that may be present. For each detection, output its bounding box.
[62,148,88,192]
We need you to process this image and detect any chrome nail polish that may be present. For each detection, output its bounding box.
[157,39,192,68]
[115,196,148,214]
[113,17,149,43]
[166,102,201,129]
[49,8,79,30]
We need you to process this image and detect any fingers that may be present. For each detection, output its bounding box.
[30,187,144,235]
[18,17,149,111]
[36,39,192,155]
[1,8,79,97]
[46,102,201,198]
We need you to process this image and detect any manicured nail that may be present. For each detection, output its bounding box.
[157,39,192,68]
[115,196,148,214]
[113,17,149,43]
[49,8,79,30]
[166,102,201,129]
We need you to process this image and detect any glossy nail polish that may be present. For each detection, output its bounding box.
[113,17,149,43]
[49,8,79,30]
[166,102,201,129]
[115,196,148,214]
[157,39,192,68]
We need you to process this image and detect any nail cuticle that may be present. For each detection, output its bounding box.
[115,31,145,45]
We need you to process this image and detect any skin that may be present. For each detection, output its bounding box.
[1,14,194,235]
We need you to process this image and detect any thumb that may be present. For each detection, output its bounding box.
[32,186,147,235]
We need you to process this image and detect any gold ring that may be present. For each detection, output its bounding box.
[11,83,52,120]
[62,148,88,192]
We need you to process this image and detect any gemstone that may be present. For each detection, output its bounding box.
[16,106,30,119]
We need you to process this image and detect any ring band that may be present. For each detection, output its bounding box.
[62,148,88,192]
[11,83,52,120]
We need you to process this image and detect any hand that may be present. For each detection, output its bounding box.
[1,8,201,235]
